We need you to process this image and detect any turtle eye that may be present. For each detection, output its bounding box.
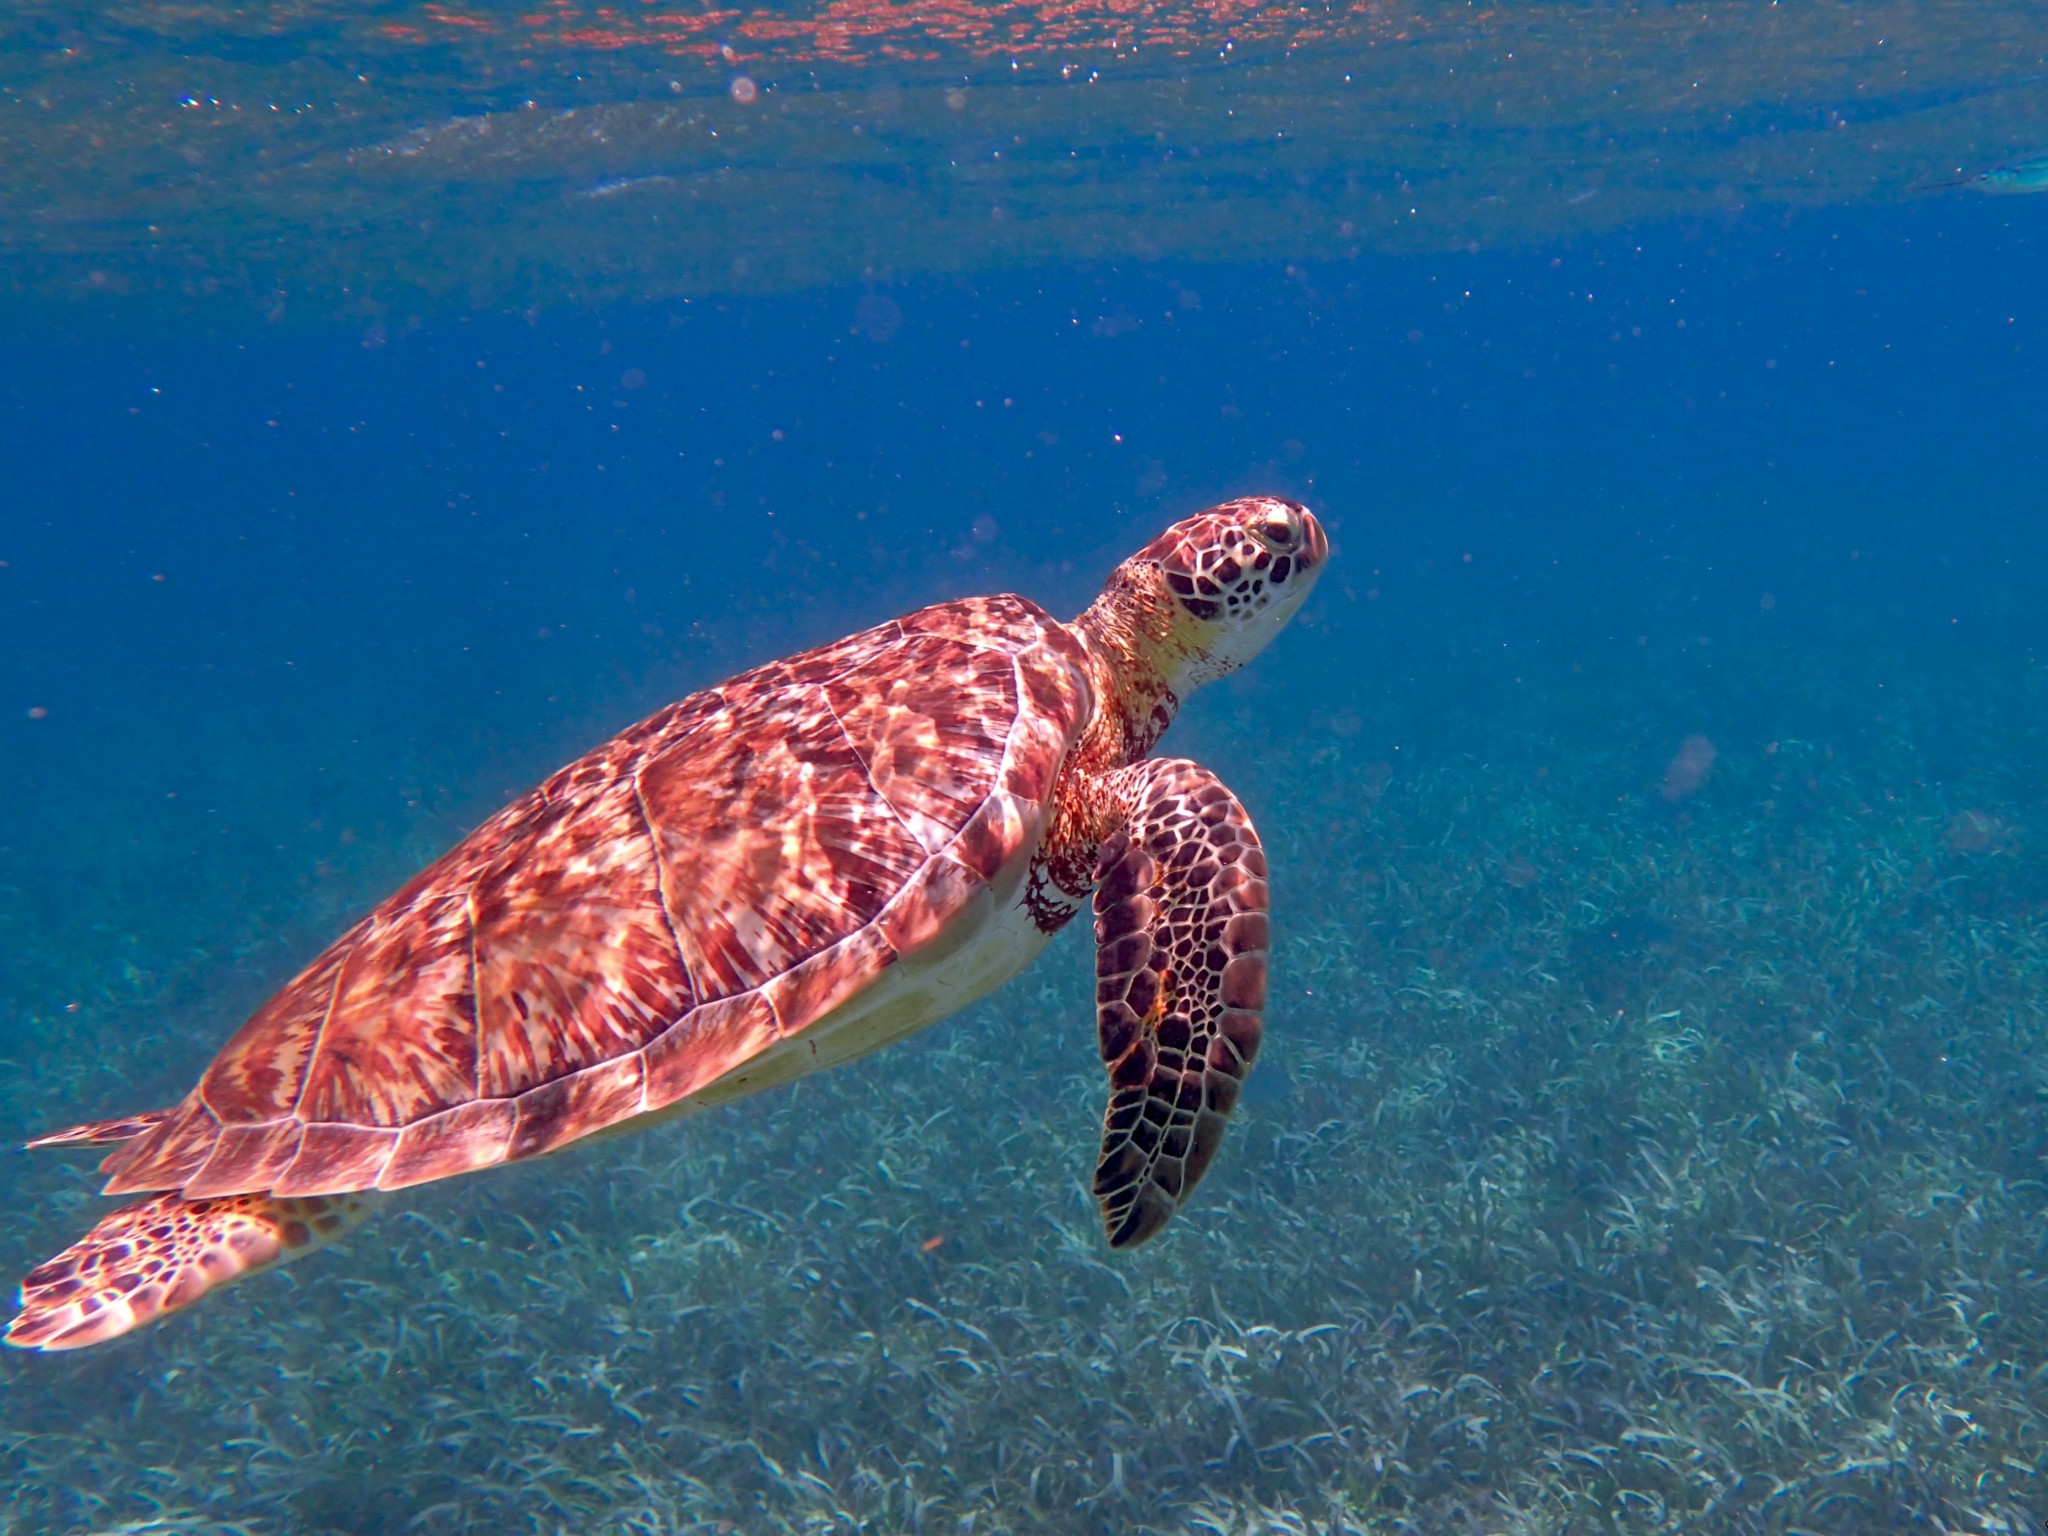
[1257,506,1300,548]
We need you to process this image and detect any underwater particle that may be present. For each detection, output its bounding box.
[971,514,999,543]
[619,367,647,390]
[1659,734,1716,801]
[729,76,757,103]
[26,706,48,719]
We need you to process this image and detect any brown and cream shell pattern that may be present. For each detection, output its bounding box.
[99,596,1094,1203]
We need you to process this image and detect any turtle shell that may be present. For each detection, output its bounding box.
[101,595,1094,1200]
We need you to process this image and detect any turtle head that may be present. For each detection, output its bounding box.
[1073,498,1326,754]
[1095,497,1327,691]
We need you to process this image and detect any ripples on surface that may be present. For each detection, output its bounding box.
[3,1,2046,317]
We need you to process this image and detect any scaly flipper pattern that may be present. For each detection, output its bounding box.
[1089,758,1269,1247]
[7,1190,375,1350]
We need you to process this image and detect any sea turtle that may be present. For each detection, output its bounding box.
[9,496,1327,1351]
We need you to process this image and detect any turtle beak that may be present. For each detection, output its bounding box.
[1295,507,1329,574]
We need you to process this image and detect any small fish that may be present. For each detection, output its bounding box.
[575,174,676,200]
[1915,154,2048,194]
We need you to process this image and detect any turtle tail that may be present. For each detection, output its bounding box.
[7,1189,375,1351]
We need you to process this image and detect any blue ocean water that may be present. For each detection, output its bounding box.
[6,5,2048,1531]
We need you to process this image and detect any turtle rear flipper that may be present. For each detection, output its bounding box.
[6,1189,374,1350]
[1089,759,1269,1248]
[25,1110,171,1149]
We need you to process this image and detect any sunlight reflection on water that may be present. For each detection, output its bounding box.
[2,3,2045,317]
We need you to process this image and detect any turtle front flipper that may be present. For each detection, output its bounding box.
[1089,759,1269,1248]
[7,1189,375,1350]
